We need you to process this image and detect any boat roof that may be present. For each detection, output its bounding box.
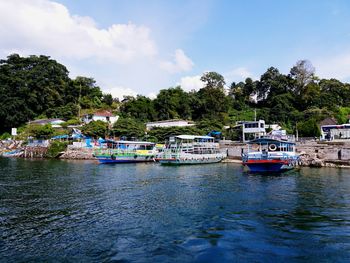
[248,137,295,145]
[175,135,214,140]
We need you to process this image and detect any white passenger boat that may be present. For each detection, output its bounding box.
[156,135,226,165]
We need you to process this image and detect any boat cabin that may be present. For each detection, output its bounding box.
[103,140,156,151]
[166,135,219,154]
[247,138,295,153]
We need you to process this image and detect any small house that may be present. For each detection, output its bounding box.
[83,110,119,125]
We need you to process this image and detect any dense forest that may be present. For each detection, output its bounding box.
[1,54,350,140]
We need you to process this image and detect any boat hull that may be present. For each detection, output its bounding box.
[243,160,295,173]
[95,153,156,164]
[96,157,154,164]
[158,156,225,165]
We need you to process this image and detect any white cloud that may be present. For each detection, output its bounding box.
[177,75,204,92]
[0,0,157,63]
[104,85,138,100]
[160,49,194,73]
[225,67,254,83]
[0,0,196,98]
[314,52,350,81]
[147,92,157,99]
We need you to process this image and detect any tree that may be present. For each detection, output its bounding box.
[200,71,226,90]
[255,67,292,103]
[297,118,321,137]
[290,60,315,93]
[112,117,145,139]
[120,95,156,122]
[28,124,55,139]
[81,120,108,138]
[196,72,229,121]
[71,76,103,108]
[0,54,71,132]
[153,87,191,120]
[102,93,113,106]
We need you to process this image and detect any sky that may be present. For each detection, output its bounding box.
[1,0,350,99]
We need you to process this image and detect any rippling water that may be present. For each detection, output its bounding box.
[1,158,350,262]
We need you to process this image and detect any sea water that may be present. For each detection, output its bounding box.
[1,158,350,262]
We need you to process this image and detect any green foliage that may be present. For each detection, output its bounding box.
[112,117,145,139]
[46,103,79,120]
[81,120,108,138]
[46,141,68,158]
[28,124,55,139]
[121,95,156,121]
[297,118,321,137]
[3,54,350,140]
[0,54,105,133]
[153,87,192,120]
[0,132,11,140]
[335,107,350,124]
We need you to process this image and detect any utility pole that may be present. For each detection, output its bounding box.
[78,83,82,120]
[296,122,299,142]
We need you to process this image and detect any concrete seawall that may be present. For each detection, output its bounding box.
[220,141,350,167]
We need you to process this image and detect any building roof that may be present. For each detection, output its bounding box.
[93,110,114,117]
[176,135,214,140]
[146,119,193,125]
[319,117,337,126]
[29,118,64,125]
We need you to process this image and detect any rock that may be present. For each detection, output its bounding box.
[310,158,324,167]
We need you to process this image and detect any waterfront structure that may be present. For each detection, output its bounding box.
[93,140,157,164]
[321,124,350,140]
[157,135,226,165]
[146,119,195,131]
[242,137,298,172]
[83,110,119,125]
[237,120,266,142]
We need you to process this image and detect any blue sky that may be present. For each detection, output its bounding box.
[1,0,350,98]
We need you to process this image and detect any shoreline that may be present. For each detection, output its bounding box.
[2,140,350,168]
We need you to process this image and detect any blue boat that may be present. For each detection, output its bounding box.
[242,137,299,173]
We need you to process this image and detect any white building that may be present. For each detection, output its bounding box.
[83,110,119,125]
[237,120,266,142]
[321,124,350,140]
[146,119,195,130]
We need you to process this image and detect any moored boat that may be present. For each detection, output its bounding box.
[157,135,226,165]
[242,137,298,172]
[94,140,157,164]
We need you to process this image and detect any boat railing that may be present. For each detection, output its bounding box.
[94,148,156,156]
[242,152,296,161]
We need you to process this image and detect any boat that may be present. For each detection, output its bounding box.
[1,149,23,157]
[93,140,158,164]
[242,137,299,172]
[156,135,226,165]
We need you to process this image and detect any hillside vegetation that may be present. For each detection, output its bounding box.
[1,54,349,140]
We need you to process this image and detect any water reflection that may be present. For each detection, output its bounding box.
[1,159,350,262]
